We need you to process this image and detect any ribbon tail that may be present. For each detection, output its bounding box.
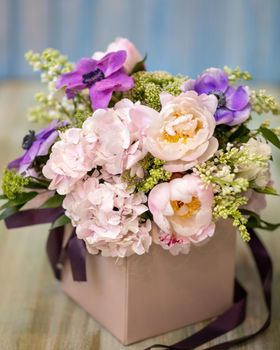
[67,234,87,282]
[46,226,65,280]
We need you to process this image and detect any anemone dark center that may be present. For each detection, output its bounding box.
[22,130,36,150]
[82,68,105,87]
[210,91,227,108]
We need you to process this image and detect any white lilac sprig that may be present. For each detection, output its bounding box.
[194,140,272,241]
[25,49,79,123]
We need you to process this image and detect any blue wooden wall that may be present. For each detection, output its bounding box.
[0,0,279,82]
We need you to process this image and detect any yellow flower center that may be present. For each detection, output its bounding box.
[170,197,201,218]
[162,112,203,143]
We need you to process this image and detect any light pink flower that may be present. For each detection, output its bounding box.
[92,37,143,73]
[148,174,215,254]
[43,128,97,195]
[144,91,218,172]
[244,189,267,213]
[63,176,152,258]
[83,99,156,175]
[151,224,191,255]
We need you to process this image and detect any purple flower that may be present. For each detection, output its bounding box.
[56,50,134,110]
[8,120,61,174]
[181,68,251,126]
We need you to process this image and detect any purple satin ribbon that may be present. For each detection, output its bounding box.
[5,210,272,349]
[5,207,65,228]
[46,226,87,281]
[145,229,272,350]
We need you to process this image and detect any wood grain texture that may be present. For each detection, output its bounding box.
[0,81,280,349]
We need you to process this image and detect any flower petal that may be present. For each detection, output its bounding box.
[89,87,113,110]
[180,79,196,92]
[95,69,134,91]
[56,71,84,91]
[195,68,228,94]
[214,107,233,124]
[37,131,58,156]
[226,86,250,111]
[160,92,176,106]
[228,104,251,126]
[97,51,127,77]
[76,58,97,74]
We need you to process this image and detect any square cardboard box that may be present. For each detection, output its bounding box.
[61,219,236,345]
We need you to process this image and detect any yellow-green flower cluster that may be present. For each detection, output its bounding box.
[194,143,269,242]
[224,66,252,83]
[250,89,280,115]
[25,49,73,83]
[1,168,30,200]
[213,194,250,242]
[122,154,171,193]
[25,49,92,125]
[217,143,268,172]
[124,71,186,111]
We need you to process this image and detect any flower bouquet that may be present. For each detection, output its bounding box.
[1,38,280,346]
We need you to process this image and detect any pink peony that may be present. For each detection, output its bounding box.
[144,91,218,172]
[43,128,97,195]
[92,37,143,73]
[63,175,152,258]
[148,174,215,254]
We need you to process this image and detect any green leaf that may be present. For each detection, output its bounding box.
[0,192,37,210]
[259,127,280,149]
[24,181,48,190]
[0,206,20,220]
[253,186,279,196]
[0,194,7,200]
[130,53,147,75]
[241,209,280,231]
[40,194,64,209]
[228,124,251,143]
[51,214,71,229]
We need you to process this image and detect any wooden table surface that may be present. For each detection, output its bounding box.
[0,81,280,350]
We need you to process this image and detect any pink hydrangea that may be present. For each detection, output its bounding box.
[63,175,152,258]
[148,174,215,254]
[43,128,97,195]
[43,99,156,194]
[82,99,157,175]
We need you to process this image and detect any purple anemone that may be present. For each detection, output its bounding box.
[56,50,134,110]
[182,68,251,126]
[8,120,61,174]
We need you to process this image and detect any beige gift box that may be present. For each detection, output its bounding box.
[61,219,236,345]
